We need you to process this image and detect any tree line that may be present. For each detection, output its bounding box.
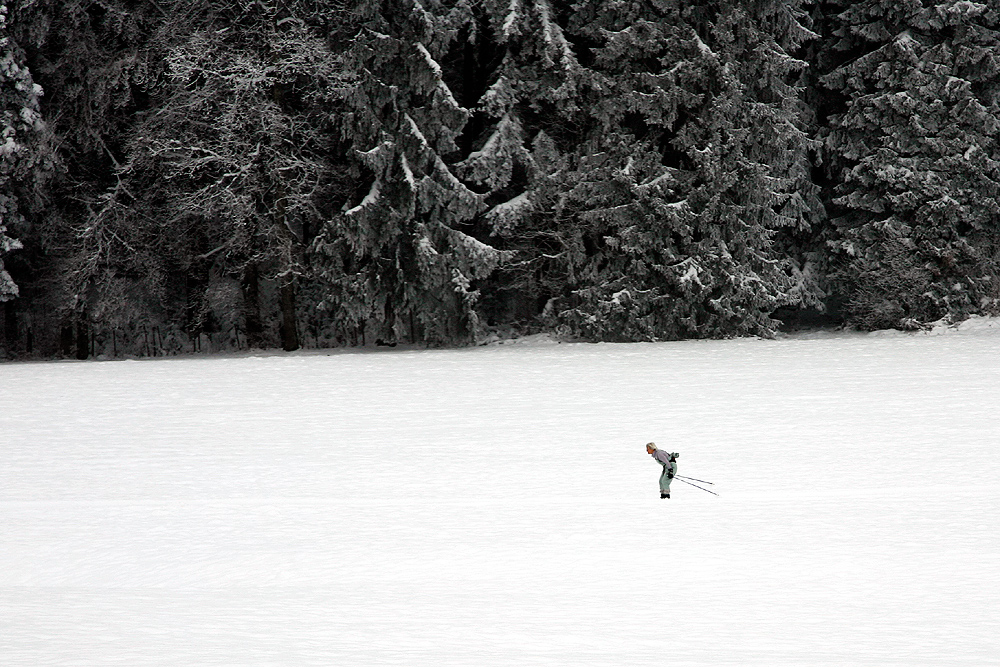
[1,0,998,358]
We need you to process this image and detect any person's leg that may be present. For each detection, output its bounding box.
[659,466,672,497]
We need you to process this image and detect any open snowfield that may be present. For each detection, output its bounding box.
[2,320,999,666]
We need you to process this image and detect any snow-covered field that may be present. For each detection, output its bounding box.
[2,320,999,666]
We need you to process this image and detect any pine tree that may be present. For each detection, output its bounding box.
[822,0,1000,329]
[0,1,50,303]
[506,0,819,341]
[312,0,511,345]
[449,0,590,327]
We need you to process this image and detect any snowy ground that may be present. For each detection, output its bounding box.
[2,320,999,666]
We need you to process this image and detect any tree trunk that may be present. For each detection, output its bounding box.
[241,263,265,348]
[60,321,74,357]
[279,279,299,352]
[76,316,89,360]
[3,301,16,353]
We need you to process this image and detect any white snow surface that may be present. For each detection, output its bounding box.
[2,322,999,666]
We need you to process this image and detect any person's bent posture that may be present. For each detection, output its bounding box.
[646,443,678,499]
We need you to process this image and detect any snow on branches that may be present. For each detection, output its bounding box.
[1,2,48,301]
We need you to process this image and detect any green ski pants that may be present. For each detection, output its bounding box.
[659,465,674,494]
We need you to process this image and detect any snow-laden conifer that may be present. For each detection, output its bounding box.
[822,0,1000,329]
[0,2,48,302]
[518,0,819,340]
[314,0,512,345]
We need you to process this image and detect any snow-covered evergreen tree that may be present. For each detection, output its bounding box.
[0,1,47,302]
[447,0,589,326]
[822,0,1000,329]
[313,0,510,344]
[512,0,819,340]
[0,217,19,301]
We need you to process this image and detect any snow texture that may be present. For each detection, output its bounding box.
[502,0,521,40]
[536,0,576,69]
[415,42,441,78]
[466,115,512,162]
[400,153,415,190]
[447,227,504,274]
[486,191,532,233]
[2,322,999,666]
[344,179,380,216]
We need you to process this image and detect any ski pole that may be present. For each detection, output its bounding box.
[676,475,713,485]
[674,476,718,496]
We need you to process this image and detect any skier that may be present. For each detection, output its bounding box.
[646,443,678,499]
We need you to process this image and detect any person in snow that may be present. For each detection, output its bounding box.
[646,443,678,499]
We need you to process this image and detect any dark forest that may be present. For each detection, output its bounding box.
[1,0,998,358]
